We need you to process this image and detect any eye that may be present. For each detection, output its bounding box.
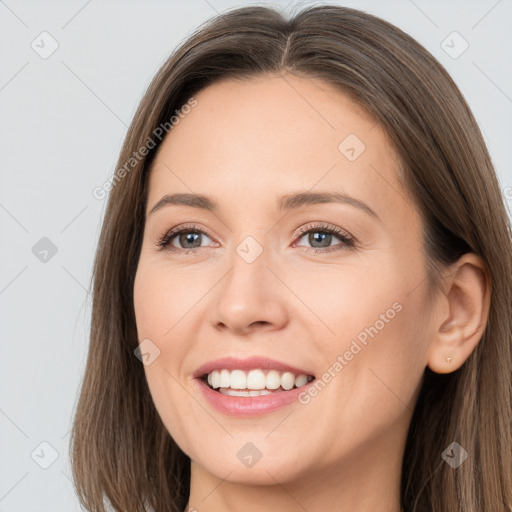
[156,223,216,254]
[293,223,355,254]
[156,222,356,255]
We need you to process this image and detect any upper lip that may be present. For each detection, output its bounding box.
[193,356,315,379]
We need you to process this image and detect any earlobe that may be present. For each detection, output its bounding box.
[427,253,491,375]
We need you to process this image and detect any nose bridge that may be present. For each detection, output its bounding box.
[223,206,277,270]
[226,231,274,305]
[210,228,287,333]
[228,215,284,288]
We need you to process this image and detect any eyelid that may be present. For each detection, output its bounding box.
[156,223,215,249]
[294,222,352,240]
[292,222,356,253]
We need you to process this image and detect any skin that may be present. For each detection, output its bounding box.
[133,73,490,512]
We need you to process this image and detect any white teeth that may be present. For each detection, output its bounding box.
[230,369,246,389]
[281,372,295,391]
[219,369,230,388]
[266,370,281,389]
[246,369,266,390]
[295,374,308,387]
[205,368,313,392]
[211,370,220,389]
[219,389,273,397]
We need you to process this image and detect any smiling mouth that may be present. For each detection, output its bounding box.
[201,368,315,397]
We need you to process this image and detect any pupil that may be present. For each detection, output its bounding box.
[180,232,200,248]
[309,232,330,248]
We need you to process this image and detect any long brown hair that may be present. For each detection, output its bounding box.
[69,5,512,511]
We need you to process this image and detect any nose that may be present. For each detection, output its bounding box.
[209,248,289,336]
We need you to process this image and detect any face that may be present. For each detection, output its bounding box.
[133,73,433,486]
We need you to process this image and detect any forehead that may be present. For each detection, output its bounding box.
[146,73,411,223]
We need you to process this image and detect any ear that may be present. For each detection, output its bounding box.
[427,253,491,374]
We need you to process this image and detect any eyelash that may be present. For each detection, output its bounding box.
[156,222,356,255]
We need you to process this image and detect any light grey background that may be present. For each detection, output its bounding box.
[1,0,511,510]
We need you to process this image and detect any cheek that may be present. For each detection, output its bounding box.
[296,286,428,463]
[133,260,202,338]
[134,263,199,454]
[303,253,430,406]
[133,262,195,400]
[133,263,181,395]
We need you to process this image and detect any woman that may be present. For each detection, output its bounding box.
[70,4,512,511]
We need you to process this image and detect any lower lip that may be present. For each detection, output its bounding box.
[194,377,315,417]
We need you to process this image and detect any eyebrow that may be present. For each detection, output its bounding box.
[148,191,381,222]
